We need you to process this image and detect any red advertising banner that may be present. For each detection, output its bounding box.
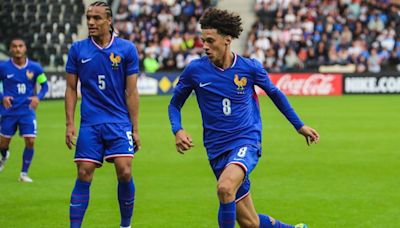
[256,73,343,96]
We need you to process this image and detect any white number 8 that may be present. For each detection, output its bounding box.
[222,98,231,116]
[237,147,247,158]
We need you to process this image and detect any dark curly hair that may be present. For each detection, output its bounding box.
[199,8,243,39]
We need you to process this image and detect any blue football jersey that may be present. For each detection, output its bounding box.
[169,54,304,160]
[0,59,45,116]
[66,35,140,126]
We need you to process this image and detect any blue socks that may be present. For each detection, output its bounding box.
[218,201,236,228]
[259,214,295,228]
[70,179,91,228]
[21,147,34,173]
[118,178,135,227]
[0,148,7,158]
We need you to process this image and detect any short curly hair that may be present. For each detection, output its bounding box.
[199,8,243,39]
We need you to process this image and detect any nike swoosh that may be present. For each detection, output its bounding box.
[81,58,92,63]
[70,204,81,207]
[128,147,134,152]
[199,82,212,87]
[7,74,14,78]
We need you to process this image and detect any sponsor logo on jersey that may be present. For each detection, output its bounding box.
[109,52,121,70]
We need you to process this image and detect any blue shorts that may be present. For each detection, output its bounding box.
[209,144,260,202]
[0,114,37,138]
[75,123,136,166]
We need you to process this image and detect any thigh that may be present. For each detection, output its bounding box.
[0,115,18,137]
[18,114,37,137]
[75,125,104,166]
[236,193,260,228]
[102,123,135,162]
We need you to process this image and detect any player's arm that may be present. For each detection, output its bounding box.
[65,73,78,149]
[0,67,13,108]
[125,73,141,151]
[29,73,48,109]
[252,60,320,145]
[168,67,195,153]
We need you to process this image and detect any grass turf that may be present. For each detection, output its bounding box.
[0,95,399,227]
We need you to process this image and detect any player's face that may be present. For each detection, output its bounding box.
[86,6,111,37]
[201,29,231,64]
[10,39,27,59]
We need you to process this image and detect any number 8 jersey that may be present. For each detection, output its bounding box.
[169,54,304,160]
[66,35,139,126]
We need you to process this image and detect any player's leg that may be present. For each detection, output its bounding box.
[0,136,11,172]
[70,125,103,228]
[18,137,35,182]
[217,164,245,228]
[18,114,37,182]
[114,157,135,228]
[0,116,17,172]
[70,161,97,228]
[103,123,136,228]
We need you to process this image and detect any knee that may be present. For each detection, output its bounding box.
[25,138,35,148]
[217,180,236,201]
[117,167,132,182]
[77,168,94,182]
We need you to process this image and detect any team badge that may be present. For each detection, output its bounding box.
[26,70,34,80]
[109,52,121,70]
[234,74,247,93]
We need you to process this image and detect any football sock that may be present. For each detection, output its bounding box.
[118,178,135,227]
[70,179,91,228]
[218,201,236,228]
[21,147,34,173]
[0,148,8,159]
[259,214,294,228]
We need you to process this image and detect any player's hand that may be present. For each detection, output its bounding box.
[133,130,141,152]
[2,96,13,109]
[29,96,40,109]
[66,124,77,150]
[298,125,320,146]
[175,129,194,154]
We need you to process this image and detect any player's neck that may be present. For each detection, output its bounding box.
[214,50,234,69]
[12,57,27,67]
[92,33,112,48]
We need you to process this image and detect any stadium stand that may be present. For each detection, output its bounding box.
[248,0,400,72]
[0,0,85,70]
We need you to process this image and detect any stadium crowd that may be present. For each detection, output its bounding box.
[247,0,400,72]
[114,0,400,73]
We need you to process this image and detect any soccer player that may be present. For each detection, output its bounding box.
[65,2,140,228]
[0,38,48,182]
[168,8,320,228]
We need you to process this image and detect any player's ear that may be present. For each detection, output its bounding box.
[224,35,232,46]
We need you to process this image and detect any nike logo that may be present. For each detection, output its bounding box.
[128,147,134,152]
[124,200,134,206]
[81,58,92,64]
[199,82,212,87]
[70,203,81,207]
[7,74,14,79]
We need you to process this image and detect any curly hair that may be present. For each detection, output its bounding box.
[199,8,243,39]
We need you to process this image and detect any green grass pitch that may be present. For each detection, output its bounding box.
[0,95,399,227]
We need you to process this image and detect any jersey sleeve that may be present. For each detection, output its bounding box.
[125,44,140,76]
[252,59,304,130]
[168,64,195,134]
[65,43,78,74]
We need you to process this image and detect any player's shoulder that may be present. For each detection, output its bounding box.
[114,36,135,48]
[186,56,208,70]
[27,59,44,72]
[70,37,91,49]
[235,54,261,70]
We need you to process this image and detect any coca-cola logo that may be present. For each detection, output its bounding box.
[276,74,336,95]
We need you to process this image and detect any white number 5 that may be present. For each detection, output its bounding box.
[98,75,106,90]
